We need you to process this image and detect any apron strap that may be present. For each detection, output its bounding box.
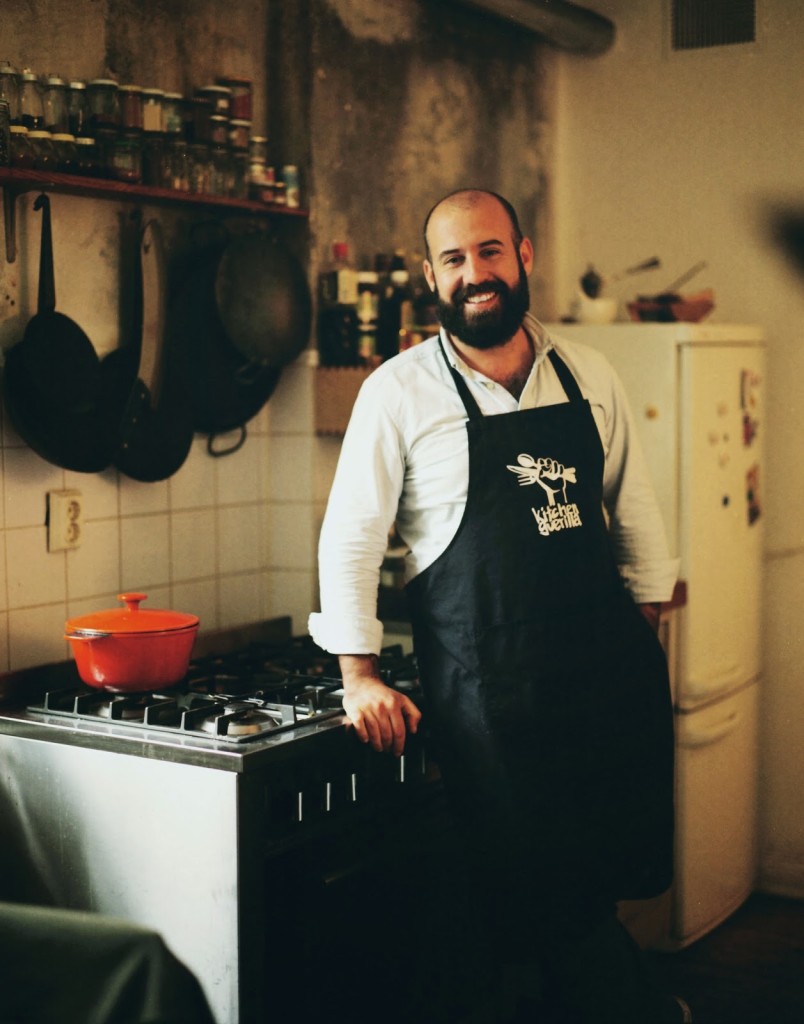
[547,348,585,404]
[438,337,484,421]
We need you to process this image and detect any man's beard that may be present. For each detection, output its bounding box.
[436,260,530,350]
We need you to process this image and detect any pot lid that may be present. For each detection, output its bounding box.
[66,593,199,635]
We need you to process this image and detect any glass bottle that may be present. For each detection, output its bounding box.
[118,85,143,131]
[87,79,120,132]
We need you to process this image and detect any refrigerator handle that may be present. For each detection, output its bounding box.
[685,664,746,700]
[679,710,742,749]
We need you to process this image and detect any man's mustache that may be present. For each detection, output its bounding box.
[452,280,508,305]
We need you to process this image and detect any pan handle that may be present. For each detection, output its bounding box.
[64,628,112,640]
[206,427,247,458]
[33,194,56,314]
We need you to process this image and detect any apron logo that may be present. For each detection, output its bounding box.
[506,453,583,537]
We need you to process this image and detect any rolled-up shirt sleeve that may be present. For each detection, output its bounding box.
[597,358,679,604]
[308,372,405,655]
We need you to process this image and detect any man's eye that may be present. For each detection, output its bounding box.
[481,248,502,258]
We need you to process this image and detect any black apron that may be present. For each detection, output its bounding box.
[406,344,674,924]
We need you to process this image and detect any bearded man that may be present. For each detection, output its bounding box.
[309,189,690,1023]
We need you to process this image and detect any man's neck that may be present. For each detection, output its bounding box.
[448,323,535,400]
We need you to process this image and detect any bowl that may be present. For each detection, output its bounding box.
[572,291,618,324]
[626,289,715,323]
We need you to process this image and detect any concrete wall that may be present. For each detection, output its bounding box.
[551,0,804,895]
[0,1,555,668]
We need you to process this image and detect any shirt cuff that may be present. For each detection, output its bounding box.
[618,558,680,605]
[307,612,385,657]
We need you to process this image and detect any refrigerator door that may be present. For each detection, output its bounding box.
[671,682,759,946]
[676,342,764,705]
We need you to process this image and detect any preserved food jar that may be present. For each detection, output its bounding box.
[188,142,210,194]
[52,132,78,173]
[141,88,164,133]
[248,135,267,164]
[27,129,56,170]
[19,70,43,130]
[9,124,34,168]
[141,132,165,187]
[118,84,143,130]
[74,135,100,177]
[227,118,250,152]
[87,79,120,131]
[162,91,182,135]
[0,61,20,124]
[168,136,190,191]
[196,84,231,117]
[42,75,68,133]
[108,129,142,182]
[67,80,89,136]
[216,76,251,120]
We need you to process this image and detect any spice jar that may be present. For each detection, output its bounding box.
[67,81,89,136]
[196,84,231,117]
[87,79,120,131]
[162,92,182,135]
[19,70,43,130]
[118,84,143,130]
[142,88,164,133]
[0,61,20,124]
[227,119,250,152]
[42,75,68,133]
[74,135,100,177]
[188,142,210,194]
[108,129,142,182]
[8,124,34,168]
[52,132,78,174]
[216,77,252,120]
[27,129,56,171]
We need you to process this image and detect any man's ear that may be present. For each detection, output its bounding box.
[519,238,534,275]
[423,259,437,292]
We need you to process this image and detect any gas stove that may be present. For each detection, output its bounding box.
[0,621,422,765]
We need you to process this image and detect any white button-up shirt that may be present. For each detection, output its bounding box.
[309,315,679,655]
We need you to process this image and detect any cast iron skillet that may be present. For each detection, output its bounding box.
[2,194,122,473]
[173,230,290,455]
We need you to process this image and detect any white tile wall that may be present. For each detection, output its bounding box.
[0,360,327,673]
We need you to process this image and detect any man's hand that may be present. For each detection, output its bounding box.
[339,654,422,757]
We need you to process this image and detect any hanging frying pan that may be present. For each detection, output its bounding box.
[213,232,312,367]
[2,194,121,473]
[112,219,195,481]
[173,234,284,455]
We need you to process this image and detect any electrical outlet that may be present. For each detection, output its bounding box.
[47,489,83,552]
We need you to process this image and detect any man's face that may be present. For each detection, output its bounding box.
[423,196,534,350]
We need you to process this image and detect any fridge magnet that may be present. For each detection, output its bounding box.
[746,463,761,525]
[740,369,761,447]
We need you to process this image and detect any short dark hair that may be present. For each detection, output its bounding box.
[423,189,524,261]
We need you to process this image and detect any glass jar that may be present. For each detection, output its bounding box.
[248,135,267,164]
[27,129,56,171]
[42,75,68,133]
[227,118,250,152]
[141,88,164,133]
[118,85,143,130]
[141,131,165,187]
[168,136,190,191]
[162,91,182,135]
[67,81,89,136]
[188,142,210,194]
[282,165,300,208]
[208,114,228,146]
[87,79,120,132]
[216,77,251,121]
[19,70,43,130]
[108,129,142,182]
[74,135,100,177]
[51,132,78,174]
[231,148,248,199]
[0,61,20,124]
[196,84,231,117]
[9,125,34,168]
[209,142,233,196]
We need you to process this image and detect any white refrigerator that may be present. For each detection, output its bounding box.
[545,322,765,949]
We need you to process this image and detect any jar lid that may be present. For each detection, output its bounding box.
[163,91,182,101]
[119,84,142,93]
[66,593,199,636]
[197,84,232,95]
[229,119,251,128]
[75,136,95,145]
[45,75,67,86]
[20,71,38,82]
[210,114,228,123]
[51,133,76,142]
[9,125,29,134]
[250,135,267,144]
[142,88,165,98]
[68,80,86,90]
[88,78,119,89]
[216,76,251,87]
[28,130,53,139]
[0,61,19,75]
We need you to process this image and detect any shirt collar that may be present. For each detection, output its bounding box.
[439,312,555,377]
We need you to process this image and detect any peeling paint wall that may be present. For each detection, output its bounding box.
[0,0,556,672]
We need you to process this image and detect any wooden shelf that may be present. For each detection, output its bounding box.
[0,167,308,262]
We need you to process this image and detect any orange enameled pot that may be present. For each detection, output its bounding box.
[65,593,199,692]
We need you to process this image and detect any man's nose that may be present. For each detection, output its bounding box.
[462,253,487,283]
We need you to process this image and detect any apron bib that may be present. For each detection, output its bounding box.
[406,344,674,906]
